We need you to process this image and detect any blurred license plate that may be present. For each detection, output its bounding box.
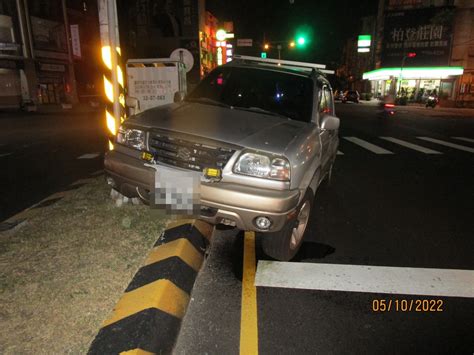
[150,164,201,215]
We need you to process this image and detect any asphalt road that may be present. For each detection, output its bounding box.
[175,103,474,354]
[0,109,107,221]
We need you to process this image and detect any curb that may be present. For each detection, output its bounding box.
[88,219,214,355]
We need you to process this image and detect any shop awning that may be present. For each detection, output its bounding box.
[363,67,464,81]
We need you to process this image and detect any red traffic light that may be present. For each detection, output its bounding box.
[407,52,417,58]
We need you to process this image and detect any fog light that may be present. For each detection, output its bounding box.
[255,216,272,230]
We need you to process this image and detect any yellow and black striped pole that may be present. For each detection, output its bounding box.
[98,0,126,150]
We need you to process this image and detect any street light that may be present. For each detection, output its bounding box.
[289,41,295,48]
[264,43,270,50]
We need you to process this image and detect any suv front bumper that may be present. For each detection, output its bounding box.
[105,150,300,232]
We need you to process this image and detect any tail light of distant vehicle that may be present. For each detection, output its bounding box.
[384,103,395,108]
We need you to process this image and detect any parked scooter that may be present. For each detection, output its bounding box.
[425,95,439,108]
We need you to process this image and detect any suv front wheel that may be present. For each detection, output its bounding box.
[259,190,313,261]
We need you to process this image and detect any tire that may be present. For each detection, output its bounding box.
[260,190,313,261]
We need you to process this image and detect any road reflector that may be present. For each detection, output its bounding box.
[141,151,154,162]
[204,167,221,179]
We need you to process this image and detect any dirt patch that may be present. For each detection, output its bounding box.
[0,177,167,354]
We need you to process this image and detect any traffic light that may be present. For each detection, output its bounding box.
[297,36,305,46]
[407,52,417,58]
[261,52,267,58]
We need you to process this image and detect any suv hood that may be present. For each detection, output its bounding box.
[130,102,312,154]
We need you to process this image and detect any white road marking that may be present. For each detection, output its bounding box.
[337,150,344,155]
[452,137,474,144]
[417,137,474,153]
[380,137,442,154]
[0,152,12,158]
[343,137,393,154]
[255,261,474,298]
[77,153,100,159]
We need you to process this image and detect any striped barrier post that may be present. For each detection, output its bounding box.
[98,0,126,151]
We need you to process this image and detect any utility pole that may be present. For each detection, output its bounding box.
[62,0,78,104]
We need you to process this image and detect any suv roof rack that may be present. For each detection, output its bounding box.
[232,55,335,75]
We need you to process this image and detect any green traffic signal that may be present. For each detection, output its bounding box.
[297,36,305,46]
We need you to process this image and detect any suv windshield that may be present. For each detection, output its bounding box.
[187,66,314,122]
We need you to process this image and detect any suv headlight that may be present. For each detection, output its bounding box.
[233,151,290,181]
[116,126,146,150]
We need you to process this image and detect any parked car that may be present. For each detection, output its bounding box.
[333,89,345,101]
[105,56,340,261]
[342,90,360,103]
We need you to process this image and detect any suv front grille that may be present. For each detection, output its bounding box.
[148,131,235,172]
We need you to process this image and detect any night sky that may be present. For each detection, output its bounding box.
[207,0,379,67]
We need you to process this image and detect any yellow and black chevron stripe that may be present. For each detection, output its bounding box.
[102,45,126,150]
[88,219,213,355]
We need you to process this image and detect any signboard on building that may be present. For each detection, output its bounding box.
[70,24,82,58]
[382,7,454,67]
[237,39,253,47]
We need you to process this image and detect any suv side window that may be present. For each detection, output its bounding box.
[318,85,333,123]
[324,86,334,116]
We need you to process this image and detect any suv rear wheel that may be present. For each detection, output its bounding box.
[259,190,313,261]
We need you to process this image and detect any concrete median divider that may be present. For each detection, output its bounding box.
[88,218,214,355]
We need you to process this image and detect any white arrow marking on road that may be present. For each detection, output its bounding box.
[380,137,442,154]
[452,137,474,144]
[255,261,474,298]
[77,153,100,159]
[337,150,344,155]
[417,137,474,153]
[343,137,394,154]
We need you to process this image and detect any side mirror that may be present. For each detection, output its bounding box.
[174,91,186,103]
[320,115,340,131]
[126,96,140,116]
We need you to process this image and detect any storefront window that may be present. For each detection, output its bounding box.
[0,0,22,57]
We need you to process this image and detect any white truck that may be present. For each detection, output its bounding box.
[126,58,187,115]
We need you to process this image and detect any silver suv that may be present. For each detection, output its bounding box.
[105,56,340,260]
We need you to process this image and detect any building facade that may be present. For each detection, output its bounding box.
[119,0,213,89]
[0,0,100,109]
[363,0,474,107]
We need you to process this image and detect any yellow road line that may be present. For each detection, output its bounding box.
[144,238,203,272]
[120,349,155,355]
[102,279,190,327]
[240,231,259,355]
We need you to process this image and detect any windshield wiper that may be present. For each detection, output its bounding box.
[185,97,230,108]
[232,106,290,119]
